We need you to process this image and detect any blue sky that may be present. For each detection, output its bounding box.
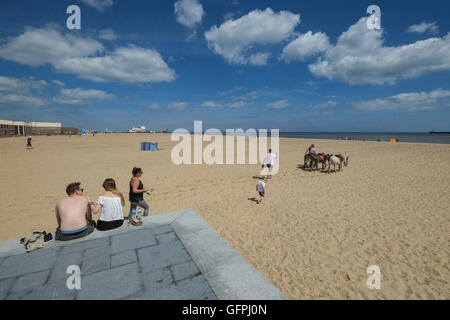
[0,0,449,131]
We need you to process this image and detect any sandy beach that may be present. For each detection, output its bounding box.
[0,133,449,299]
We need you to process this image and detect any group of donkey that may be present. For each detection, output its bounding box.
[304,152,349,173]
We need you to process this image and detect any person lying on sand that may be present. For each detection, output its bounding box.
[55,182,96,241]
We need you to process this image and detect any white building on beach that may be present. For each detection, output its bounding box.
[0,119,62,137]
[128,126,147,133]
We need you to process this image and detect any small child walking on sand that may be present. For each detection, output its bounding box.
[256,178,267,204]
[26,136,33,150]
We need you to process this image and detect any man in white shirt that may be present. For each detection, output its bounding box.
[256,178,267,204]
[262,148,278,179]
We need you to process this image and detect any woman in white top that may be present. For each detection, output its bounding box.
[90,178,125,231]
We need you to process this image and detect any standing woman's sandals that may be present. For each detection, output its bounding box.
[129,218,142,226]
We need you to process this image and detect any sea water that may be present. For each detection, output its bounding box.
[277,132,450,144]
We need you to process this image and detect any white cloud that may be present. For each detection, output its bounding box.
[0,28,176,84]
[0,75,47,93]
[53,88,115,105]
[205,8,300,65]
[147,103,160,110]
[174,0,205,29]
[168,102,188,110]
[225,101,250,108]
[52,80,65,87]
[281,31,330,62]
[53,46,176,84]
[248,91,259,99]
[305,17,450,85]
[204,88,261,108]
[353,88,450,111]
[218,90,231,96]
[266,99,289,109]
[58,88,115,100]
[81,0,114,12]
[202,100,221,108]
[0,27,103,67]
[311,100,336,110]
[0,93,46,107]
[248,52,271,66]
[223,12,236,21]
[407,22,439,35]
[0,76,117,107]
[315,100,336,109]
[218,86,248,96]
[0,75,47,107]
[98,29,117,41]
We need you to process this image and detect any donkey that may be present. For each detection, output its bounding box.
[304,153,319,171]
[328,154,349,173]
[317,153,331,170]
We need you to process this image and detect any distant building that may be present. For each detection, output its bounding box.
[128,126,147,133]
[0,119,62,137]
[61,127,80,135]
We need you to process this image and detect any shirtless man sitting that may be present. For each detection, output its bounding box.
[55,182,96,241]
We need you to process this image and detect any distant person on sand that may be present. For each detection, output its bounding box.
[128,167,151,223]
[90,178,125,231]
[305,144,316,155]
[26,136,33,149]
[55,182,96,241]
[261,148,277,179]
[256,178,267,204]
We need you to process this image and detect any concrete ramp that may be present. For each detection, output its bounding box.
[0,209,285,300]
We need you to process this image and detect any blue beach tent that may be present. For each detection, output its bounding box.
[140,142,159,151]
